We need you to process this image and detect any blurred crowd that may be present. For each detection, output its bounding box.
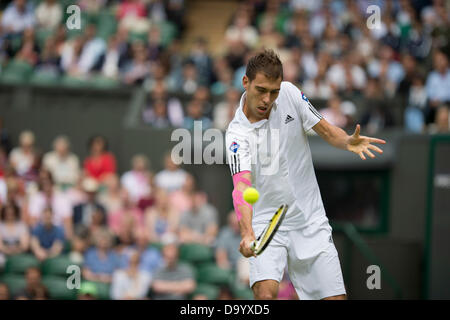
[1,0,450,135]
[0,128,290,300]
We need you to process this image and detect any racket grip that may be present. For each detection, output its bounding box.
[250,240,256,252]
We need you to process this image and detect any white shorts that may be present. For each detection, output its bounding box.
[249,220,346,300]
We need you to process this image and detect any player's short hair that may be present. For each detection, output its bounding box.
[246,49,283,82]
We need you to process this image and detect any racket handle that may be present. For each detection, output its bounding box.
[250,240,256,252]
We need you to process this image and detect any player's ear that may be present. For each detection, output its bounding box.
[242,75,249,91]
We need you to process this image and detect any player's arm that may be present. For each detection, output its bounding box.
[232,171,257,258]
[312,119,386,160]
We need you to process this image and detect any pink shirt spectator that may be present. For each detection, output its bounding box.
[27,191,72,227]
[117,0,147,20]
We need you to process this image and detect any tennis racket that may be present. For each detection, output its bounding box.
[251,204,288,255]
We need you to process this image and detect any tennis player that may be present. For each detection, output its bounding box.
[225,49,386,300]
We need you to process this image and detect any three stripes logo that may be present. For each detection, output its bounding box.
[285,114,294,124]
[230,154,241,175]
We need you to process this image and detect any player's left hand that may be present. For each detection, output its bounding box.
[346,124,386,160]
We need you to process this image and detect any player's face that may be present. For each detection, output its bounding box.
[243,72,281,121]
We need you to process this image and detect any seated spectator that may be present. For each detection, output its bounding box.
[122,40,151,85]
[95,33,128,80]
[225,9,259,49]
[360,102,395,135]
[0,0,35,35]
[404,73,427,133]
[60,35,85,76]
[188,37,213,87]
[35,0,62,30]
[135,230,163,275]
[110,250,152,300]
[15,266,48,300]
[35,36,61,75]
[14,28,39,66]
[117,0,147,21]
[168,60,200,95]
[425,50,450,124]
[83,135,117,182]
[30,207,65,261]
[73,178,107,237]
[154,153,190,193]
[213,88,241,131]
[211,66,233,96]
[215,211,241,271]
[145,188,179,243]
[77,24,106,75]
[108,191,144,240]
[142,81,184,127]
[150,235,196,300]
[169,173,195,216]
[319,95,348,128]
[83,228,120,284]
[327,52,367,94]
[68,234,87,265]
[98,175,124,215]
[9,130,37,178]
[142,98,176,129]
[42,135,80,188]
[26,170,73,238]
[0,201,30,257]
[120,154,153,205]
[0,283,10,300]
[178,190,218,246]
[78,0,107,14]
[428,105,450,134]
[183,99,212,130]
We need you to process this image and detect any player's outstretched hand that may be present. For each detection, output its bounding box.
[239,235,257,258]
[347,124,386,160]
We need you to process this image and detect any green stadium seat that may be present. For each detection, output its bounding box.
[196,263,233,286]
[179,244,214,264]
[191,283,220,300]
[0,274,26,298]
[42,275,77,300]
[89,76,119,89]
[41,255,77,277]
[0,60,34,85]
[29,70,60,87]
[4,254,40,274]
[89,281,111,300]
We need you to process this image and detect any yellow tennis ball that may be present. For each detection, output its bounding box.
[243,187,259,204]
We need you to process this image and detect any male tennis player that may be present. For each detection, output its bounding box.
[225,49,386,300]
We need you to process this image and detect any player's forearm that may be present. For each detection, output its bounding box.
[316,122,350,150]
[238,206,254,238]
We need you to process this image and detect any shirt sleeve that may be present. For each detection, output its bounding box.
[285,82,323,132]
[225,129,252,176]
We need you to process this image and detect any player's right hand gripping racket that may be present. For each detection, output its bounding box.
[251,204,288,256]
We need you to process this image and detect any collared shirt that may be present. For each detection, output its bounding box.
[225,81,328,231]
[1,3,35,33]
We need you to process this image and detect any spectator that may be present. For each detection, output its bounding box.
[211,67,233,96]
[213,87,240,131]
[9,130,36,178]
[14,28,39,66]
[143,98,175,129]
[360,102,395,135]
[26,170,73,238]
[30,207,65,261]
[95,33,128,79]
[110,250,152,300]
[1,0,35,35]
[178,190,219,246]
[404,73,427,133]
[428,105,450,134]
[327,52,367,94]
[60,35,85,76]
[0,201,30,257]
[320,95,348,128]
[121,154,153,205]
[42,135,80,188]
[68,234,87,265]
[15,266,48,300]
[183,99,212,130]
[35,36,61,75]
[0,283,10,300]
[150,235,196,300]
[425,50,450,123]
[225,9,259,49]
[145,188,179,243]
[168,60,200,95]
[83,228,120,284]
[83,135,117,182]
[98,174,123,214]
[35,0,62,30]
[108,191,144,240]
[78,24,106,75]
[188,37,213,86]
[215,211,241,271]
[73,177,107,236]
[135,230,163,275]
[122,41,151,85]
[154,153,190,193]
[168,173,194,216]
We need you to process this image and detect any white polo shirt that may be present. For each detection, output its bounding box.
[226,81,328,231]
